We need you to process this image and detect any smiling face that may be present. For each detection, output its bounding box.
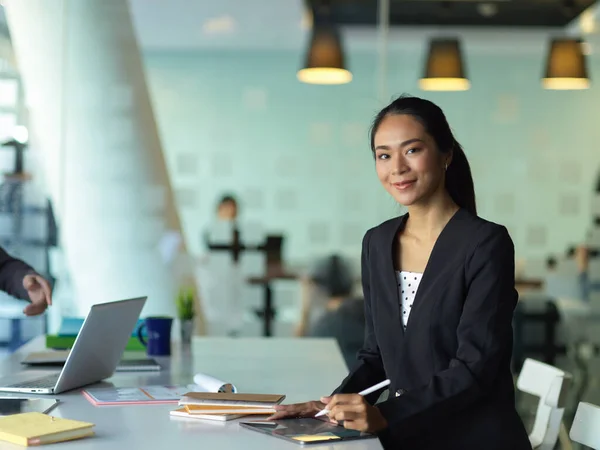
[373,114,450,208]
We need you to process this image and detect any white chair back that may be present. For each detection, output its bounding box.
[517,358,571,449]
[569,402,600,449]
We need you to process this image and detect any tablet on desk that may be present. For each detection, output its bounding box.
[239,418,377,446]
[0,397,59,416]
[22,351,162,372]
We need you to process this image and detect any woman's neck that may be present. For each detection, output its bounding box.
[405,192,459,241]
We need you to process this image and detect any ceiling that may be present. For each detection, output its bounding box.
[1,0,595,54]
[127,0,600,53]
[308,0,598,28]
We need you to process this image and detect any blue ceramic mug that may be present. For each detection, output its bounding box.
[137,317,173,356]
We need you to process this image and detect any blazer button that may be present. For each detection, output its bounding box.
[395,389,405,397]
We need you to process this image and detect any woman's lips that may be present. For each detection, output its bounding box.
[393,180,416,190]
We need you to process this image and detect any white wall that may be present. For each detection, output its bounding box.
[144,48,600,273]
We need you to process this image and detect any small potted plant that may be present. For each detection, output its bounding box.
[176,286,195,345]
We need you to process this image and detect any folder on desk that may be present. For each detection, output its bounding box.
[83,385,189,406]
[45,335,145,351]
[56,317,142,336]
[45,317,146,351]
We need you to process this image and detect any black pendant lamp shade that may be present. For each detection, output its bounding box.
[542,38,590,90]
[297,23,352,85]
[419,38,470,91]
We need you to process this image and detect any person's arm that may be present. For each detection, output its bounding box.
[333,230,387,404]
[294,276,314,337]
[0,246,35,300]
[376,225,517,436]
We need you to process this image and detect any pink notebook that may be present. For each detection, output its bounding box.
[82,386,189,406]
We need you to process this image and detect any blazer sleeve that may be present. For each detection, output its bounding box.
[377,225,517,433]
[0,246,35,301]
[332,229,387,404]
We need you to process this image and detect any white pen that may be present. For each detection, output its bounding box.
[315,379,391,418]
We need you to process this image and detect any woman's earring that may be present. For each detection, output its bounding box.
[445,163,448,171]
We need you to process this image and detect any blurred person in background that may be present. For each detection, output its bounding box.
[203,193,241,261]
[546,256,557,272]
[575,244,600,302]
[295,254,365,368]
[0,246,52,316]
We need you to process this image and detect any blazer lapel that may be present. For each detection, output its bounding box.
[407,208,467,328]
[383,214,408,337]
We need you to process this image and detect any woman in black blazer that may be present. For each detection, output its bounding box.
[271,96,531,450]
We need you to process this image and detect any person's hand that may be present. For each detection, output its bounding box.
[322,394,388,433]
[575,245,590,273]
[268,400,327,420]
[22,274,52,316]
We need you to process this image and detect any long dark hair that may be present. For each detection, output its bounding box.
[369,95,477,215]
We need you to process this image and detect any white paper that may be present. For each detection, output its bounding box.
[192,372,237,393]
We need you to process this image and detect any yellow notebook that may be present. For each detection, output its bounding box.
[185,404,275,415]
[0,412,94,446]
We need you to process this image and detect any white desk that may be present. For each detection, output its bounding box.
[0,337,384,449]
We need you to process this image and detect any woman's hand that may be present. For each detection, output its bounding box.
[322,394,388,433]
[268,400,326,420]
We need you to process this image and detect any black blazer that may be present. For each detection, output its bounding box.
[0,246,35,301]
[335,209,530,450]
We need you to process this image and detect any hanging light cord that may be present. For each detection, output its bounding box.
[377,0,390,103]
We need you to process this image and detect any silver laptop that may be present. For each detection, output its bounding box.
[0,297,147,394]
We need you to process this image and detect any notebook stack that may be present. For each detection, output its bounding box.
[170,392,286,422]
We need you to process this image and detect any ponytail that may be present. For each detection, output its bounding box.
[446,140,477,215]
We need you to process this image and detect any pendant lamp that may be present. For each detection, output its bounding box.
[297,21,351,85]
[419,38,470,91]
[542,38,590,90]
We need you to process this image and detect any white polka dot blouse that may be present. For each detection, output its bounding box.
[397,271,423,330]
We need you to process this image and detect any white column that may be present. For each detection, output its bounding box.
[5,0,186,317]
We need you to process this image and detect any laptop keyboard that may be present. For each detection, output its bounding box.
[10,374,59,388]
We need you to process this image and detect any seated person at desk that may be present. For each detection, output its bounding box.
[0,246,52,316]
[271,96,530,449]
[542,255,580,299]
[574,245,600,302]
[546,246,600,302]
[294,255,365,368]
